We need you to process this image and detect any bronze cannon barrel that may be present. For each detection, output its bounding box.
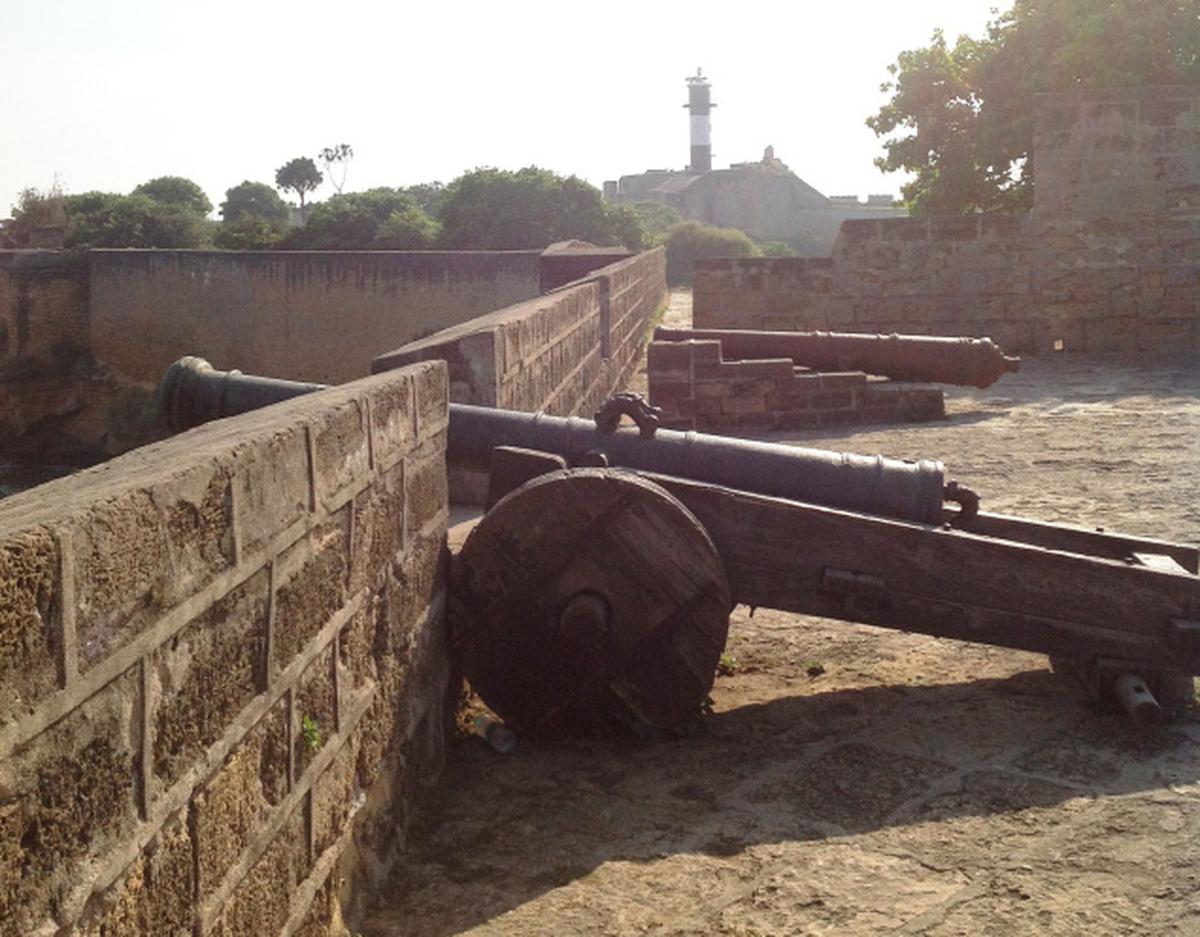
[447,404,947,524]
[654,327,1021,389]
[158,356,952,524]
[159,356,327,432]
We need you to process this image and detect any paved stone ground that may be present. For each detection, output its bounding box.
[364,292,1200,937]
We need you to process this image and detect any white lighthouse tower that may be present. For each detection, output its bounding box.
[684,68,715,173]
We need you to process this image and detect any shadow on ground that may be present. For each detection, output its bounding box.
[365,667,1199,937]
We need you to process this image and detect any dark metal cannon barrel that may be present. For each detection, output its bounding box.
[654,327,1021,389]
[158,356,950,524]
[448,404,946,523]
[159,356,327,432]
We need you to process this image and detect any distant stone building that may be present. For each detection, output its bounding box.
[604,74,905,253]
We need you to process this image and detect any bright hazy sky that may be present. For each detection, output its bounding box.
[3,0,1005,216]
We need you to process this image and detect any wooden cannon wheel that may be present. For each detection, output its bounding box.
[452,468,732,738]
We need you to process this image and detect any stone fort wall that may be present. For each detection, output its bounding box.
[374,248,668,416]
[0,249,579,464]
[0,359,449,936]
[694,84,1200,355]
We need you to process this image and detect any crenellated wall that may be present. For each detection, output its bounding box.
[373,248,668,416]
[0,360,449,936]
[694,85,1200,356]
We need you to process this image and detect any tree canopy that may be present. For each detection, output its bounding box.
[5,185,69,247]
[278,188,439,250]
[438,167,644,250]
[663,222,759,286]
[868,0,1200,215]
[131,176,213,216]
[275,157,323,210]
[62,191,210,250]
[219,181,289,225]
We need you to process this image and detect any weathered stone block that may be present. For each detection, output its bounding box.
[726,379,776,398]
[273,511,350,672]
[411,360,449,439]
[688,340,722,366]
[818,372,867,391]
[151,568,270,788]
[1138,318,1197,354]
[79,813,193,937]
[693,381,732,399]
[232,425,311,559]
[647,381,693,406]
[723,359,795,381]
[349,461,405,596]
[646,340,693,378]
[339,594,382,693]
[73,464,235,669]
[811,391,855,410]
[312,733,360,857]
[720,394,768,415]
[209,804,307,937]
[388,533,448,643]
[295,643,337,777]
[0,668,139,935]
[193,696,289,898]
[311,397,370,507]
[405,450,448,537]
[0,527,59,727]
[368,373,415,469]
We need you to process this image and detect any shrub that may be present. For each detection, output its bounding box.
[664,222,760,285]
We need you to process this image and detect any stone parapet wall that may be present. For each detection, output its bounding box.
[87,250,544,386]
[647,339,943,431]
[0,360,450,936]
[0,251,118,464]
[694,85,1200,357]
[694,210,1199,355]
[373,248,668,416]
[0,249,545,463]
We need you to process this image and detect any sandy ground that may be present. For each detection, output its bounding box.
[364,292,1200,937]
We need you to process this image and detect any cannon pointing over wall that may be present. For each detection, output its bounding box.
[157,357,1199,739]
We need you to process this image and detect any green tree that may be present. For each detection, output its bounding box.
[6,183,68,247]
[219,181,289,225]
[131,176,213,216]
[630,201,684,246]
[403,182,447,218]
[663,222,760,286]
[275,157,323,214]
[63,192,210,250]
[438,167,644,250]
[213,215,283,250]
[374,204,441,250]
[279,188,438,249]
[869,0,1200,215]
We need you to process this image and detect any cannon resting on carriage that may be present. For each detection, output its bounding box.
[159,356,1200,739]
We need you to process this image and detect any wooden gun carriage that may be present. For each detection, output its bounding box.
[159,357,1200,738]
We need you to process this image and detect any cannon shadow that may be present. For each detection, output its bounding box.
[365,669,1200,936]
